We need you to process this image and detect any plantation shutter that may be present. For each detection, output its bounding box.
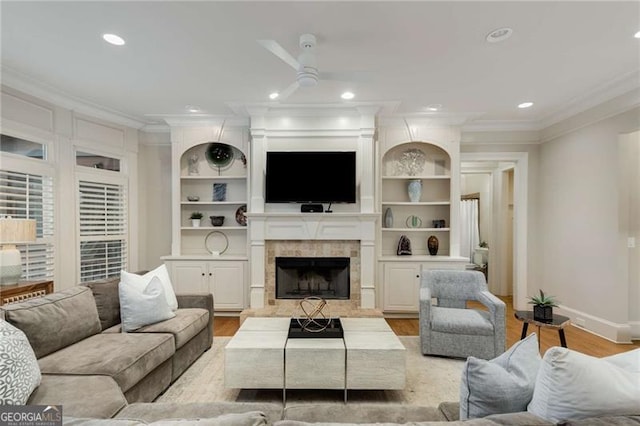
[0,170,55,279]
[78,180,127,282]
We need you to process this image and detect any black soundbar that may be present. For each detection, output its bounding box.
[300,203,324,213]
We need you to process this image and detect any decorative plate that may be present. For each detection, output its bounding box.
[235,204,247,226]
[205,143,234,169]
[205,231,229,255]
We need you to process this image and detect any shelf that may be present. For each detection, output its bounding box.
[381,201,450,206]
[379,255,469,262]
[382,175,450,180]
[181,175,246,180]
[181,201,247,205]
[382,227,450,232]
[181,226,248,230]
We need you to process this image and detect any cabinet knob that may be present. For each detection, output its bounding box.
[201,273,205,276]
[416,275,420,278]
[209,272,212,276]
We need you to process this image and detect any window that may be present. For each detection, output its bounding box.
[76,151,120,171]
[78,180,127,282]
[0,134,46,160]
[0,170,54,279]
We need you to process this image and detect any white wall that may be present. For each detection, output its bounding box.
[539,107,639,341]
[137,133,172,270]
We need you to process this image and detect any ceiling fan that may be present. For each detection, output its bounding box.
[258,33,353,100]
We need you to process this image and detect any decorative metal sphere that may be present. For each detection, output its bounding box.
[294,296,332,333]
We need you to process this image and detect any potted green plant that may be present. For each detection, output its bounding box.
[190,211,203,227]
[528,289,559,322]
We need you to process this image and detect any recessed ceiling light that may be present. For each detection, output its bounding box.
[269,92,279,100]
[185,105,201,113]
[518,102,534,109]
[426,104,442,112]
[341,91,355,100]
[102,33,125,46]
[635,31,640,39]
[486,27,513,43]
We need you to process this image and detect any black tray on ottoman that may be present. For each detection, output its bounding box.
[288,318,343,339]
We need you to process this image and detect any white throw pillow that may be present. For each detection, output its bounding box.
[460,333,541,419]
[0,319,42,404]
[123,265,178,311]
[119,274,176,332]
[528,347,640,422]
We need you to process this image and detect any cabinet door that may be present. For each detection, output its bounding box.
[209,261,246,310]
[383,262,421,312]
[168,261,209,294]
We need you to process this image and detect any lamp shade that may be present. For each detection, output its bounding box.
[0,218,37,285]
[0,218,37,244]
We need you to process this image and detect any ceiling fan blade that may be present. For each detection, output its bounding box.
[319,71,373,82]
[278,81,300,100]
[258,40,300,70]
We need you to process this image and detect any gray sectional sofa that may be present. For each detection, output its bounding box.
[0,277,213,419]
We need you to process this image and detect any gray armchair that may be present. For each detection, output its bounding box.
[419,269,505,359]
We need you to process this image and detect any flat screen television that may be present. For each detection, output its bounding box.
[265,151,356,203]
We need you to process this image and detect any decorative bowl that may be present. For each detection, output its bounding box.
[210,216,225,227]
[187,195,200,202]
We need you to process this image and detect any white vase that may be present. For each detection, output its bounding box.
[191,219,201,227]
[407,179,422,203]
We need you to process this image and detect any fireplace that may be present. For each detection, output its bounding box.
[276,257,350,300]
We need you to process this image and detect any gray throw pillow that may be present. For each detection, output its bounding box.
[0,319,41,404]
[460,332,540,419]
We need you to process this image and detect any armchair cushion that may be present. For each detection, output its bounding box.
[431,307,494,336]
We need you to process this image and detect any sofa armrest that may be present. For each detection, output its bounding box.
[177,293,214,348]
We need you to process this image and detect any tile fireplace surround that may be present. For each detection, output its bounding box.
[245,213,380,319]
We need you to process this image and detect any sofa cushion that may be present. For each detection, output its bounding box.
[38,332,174,392]
[133,308,209,349]
[0,319,41,404]
[460,333,540,419]
[102,309,209,350]
[528,347,640,422]
[65,411,269,426]
[282,403,446,423]
[120,274,175,332]
[28,374,126,419]
[431,306,494,335]
[84,276,121,330]
[1,286,101,358]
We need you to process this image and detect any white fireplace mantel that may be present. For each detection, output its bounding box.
[248,213,379,309]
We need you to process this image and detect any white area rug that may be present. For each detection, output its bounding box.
[158,336,464,407]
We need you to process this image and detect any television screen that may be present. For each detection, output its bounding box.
[265,151,356,203]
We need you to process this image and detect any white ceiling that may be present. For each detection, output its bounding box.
[1,1,639,129]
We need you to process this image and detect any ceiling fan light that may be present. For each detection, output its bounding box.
[297,73,318,87]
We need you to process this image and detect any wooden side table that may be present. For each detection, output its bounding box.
[514,310,570,350]
[0,280,54,305]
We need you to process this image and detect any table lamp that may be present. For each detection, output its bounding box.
[0,217,37,285]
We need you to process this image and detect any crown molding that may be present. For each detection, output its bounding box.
[146,114,249,128]
[538,69,640,130]
[1,66,150,130]
[229,101,398,117]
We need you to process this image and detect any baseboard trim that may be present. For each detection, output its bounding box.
[629,321,640,340]
[558,305,633,344]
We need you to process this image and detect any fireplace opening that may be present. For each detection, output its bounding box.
[276,257,350,300]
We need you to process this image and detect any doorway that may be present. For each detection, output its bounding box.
[461,153,528,310]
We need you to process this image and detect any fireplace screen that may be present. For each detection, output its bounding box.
[275,257,350,300]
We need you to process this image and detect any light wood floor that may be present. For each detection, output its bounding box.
[214,296,639,358]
